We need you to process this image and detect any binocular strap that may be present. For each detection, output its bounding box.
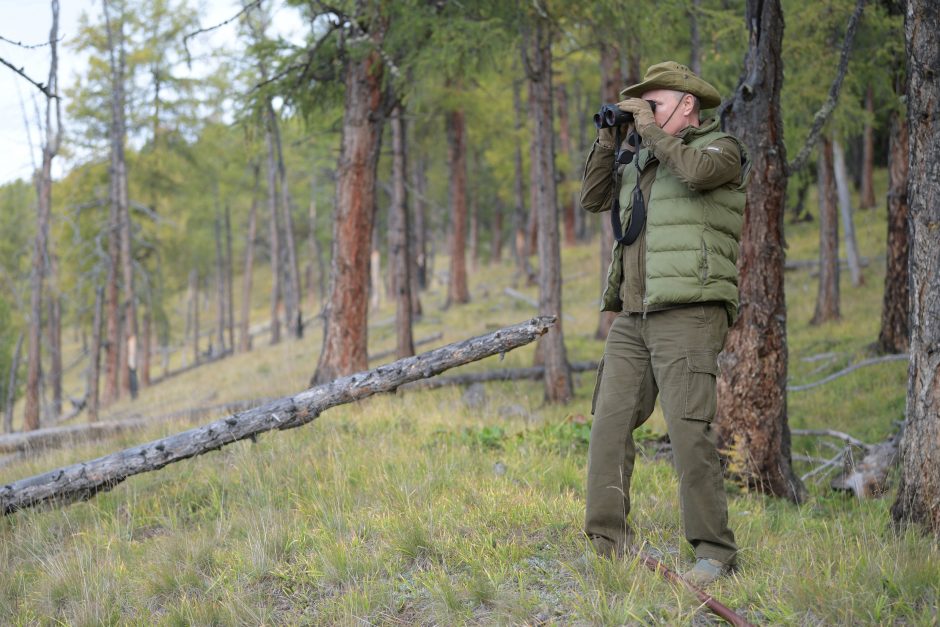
[610,130,646,246]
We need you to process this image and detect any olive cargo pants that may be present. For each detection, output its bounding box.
[585,304,737,564]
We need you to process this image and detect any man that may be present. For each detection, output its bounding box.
[580,61,750,586]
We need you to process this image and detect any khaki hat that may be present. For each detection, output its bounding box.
[620,61,722,109]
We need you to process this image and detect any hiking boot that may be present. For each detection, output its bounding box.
[682,558,732,587]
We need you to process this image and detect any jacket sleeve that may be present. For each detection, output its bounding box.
[640,127,741,191]
[580,137,618,214]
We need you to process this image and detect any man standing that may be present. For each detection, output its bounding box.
[580,62,750,586]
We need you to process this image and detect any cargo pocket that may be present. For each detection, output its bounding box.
[591,357,605,416]
[684,349,718,421]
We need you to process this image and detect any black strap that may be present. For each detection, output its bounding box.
[610,129,646,246]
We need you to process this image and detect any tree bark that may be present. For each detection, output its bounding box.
[4,334,23,433]
[225,203,235,351]
[860,85,877,209]
[311,43,387,386]
[389,103,414,359]
[527,17,573,403]
[832,139,864,287]
[511,77,535,285]
[811,138,842,324]
[555,82,577,247]
[891,0,940,536]
[306,168,326,307]
[445,105,471,306]
[264,110,283,345]
[714,0,805,503]
[47,255,62,420]
[240,163,260,353]
[410,156,428,291]
[87,288,103,423]
[269,102,302,339]
[876,99,910,354]
[2,317,555,516]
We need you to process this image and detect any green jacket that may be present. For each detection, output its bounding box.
[580,119,750,323]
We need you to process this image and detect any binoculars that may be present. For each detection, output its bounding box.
[593,101,657,129]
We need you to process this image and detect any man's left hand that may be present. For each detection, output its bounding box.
[617,98,656,134]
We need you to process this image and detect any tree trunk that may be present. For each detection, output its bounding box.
[410,156,428,291]
[491,200,503,264]
[87,288,103,423]
[555,82,577,247]
[4,334,23,433]
[240,163,260,353]
[511,78,535,285]
[370,220,382,312]
[264,114,283,346]
[891,0,940,536]
[47,268,62,419]
[214,208,226,356]
[527,17,573,403]
[140,304,151,388]
[270,103,302,339]
[311,45,387,386]
[389,103,414,359]
[595,43,623,341]
[189,270,199,364]
[307,168,326,307]
[811,138,841,324]
[714,0,805,503]
[445,106,471,306]
[876,99,910,354]
[832,139,864,286]
[2,317,554,516]
[860,85,877,209]
[225,203,235,351]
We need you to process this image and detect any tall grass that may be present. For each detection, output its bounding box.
[1,172,936,624]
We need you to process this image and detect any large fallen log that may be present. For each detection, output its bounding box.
[0,317,554,515]
[402,360,598,390]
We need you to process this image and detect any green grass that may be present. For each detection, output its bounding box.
[2,170,937,625]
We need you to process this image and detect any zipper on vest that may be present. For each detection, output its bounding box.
[642,296,649,319]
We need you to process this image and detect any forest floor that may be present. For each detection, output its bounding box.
[2,178,938,625]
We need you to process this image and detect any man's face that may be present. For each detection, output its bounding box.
[641,89,694,136]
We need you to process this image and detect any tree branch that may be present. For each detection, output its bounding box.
[787,353,907,392]
[0,56,58,99]
[787,0,866,175]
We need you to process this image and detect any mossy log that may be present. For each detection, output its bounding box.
[1,317,555,515]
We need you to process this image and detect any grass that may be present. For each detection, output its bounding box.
[2,170,938,625]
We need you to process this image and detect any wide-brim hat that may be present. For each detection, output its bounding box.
[620,61,722,109]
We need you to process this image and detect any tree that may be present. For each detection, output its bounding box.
[311,7,390,385]
[522,10,572,403]
[890,0,940,536]
[23,0,61,431]
[444,101,471,307]
[388,102,414,358]
[714,0,805,503]
[811,137,841,325]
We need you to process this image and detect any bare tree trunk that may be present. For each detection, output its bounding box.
[389,103,414,358]
[876,96,910,354]
[189,270,199,364]
[832,139,864,286]
[595,43,623,341]
[214,208,226,356]
[311,44,387,386]
[511,77,535,285]
[225,204,235,351]
[240,163,260,353]
[264,117,283,345]
[370,220,382,312]
[491,200,503,264]
[469,162,480,271]
[891,0,940,536]
[47,263,62,419]
[860,85,877,209]
[5,334,23,433]
[269,103,302,339]
[556,82,577,248]
[812,138,842,324]
[24,0,62,430]
[714,0,805,503]
[527,17,573,403]
[689,0,702,75]
[410,155,428,291]
[445,105,471,306]
[140,304,151,388]
[306,168,326,307]
[86,287,101,423]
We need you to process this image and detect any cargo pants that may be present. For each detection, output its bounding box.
[585,303,737,564]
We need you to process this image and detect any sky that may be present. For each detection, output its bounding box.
[0,0,303,186]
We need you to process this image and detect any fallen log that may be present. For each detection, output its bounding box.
[0,399,273,455]
[0,317,555,515]
[402,360,598,390]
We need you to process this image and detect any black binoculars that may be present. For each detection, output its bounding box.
[593,101,657,129]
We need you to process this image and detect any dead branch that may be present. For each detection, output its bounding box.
[0,317,555,515]
[787,353,908,392]
[791,428,871,450]
[0,56,58,99]
[830,425,903,498]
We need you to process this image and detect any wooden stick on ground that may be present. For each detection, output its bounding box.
[0,317,555,516]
